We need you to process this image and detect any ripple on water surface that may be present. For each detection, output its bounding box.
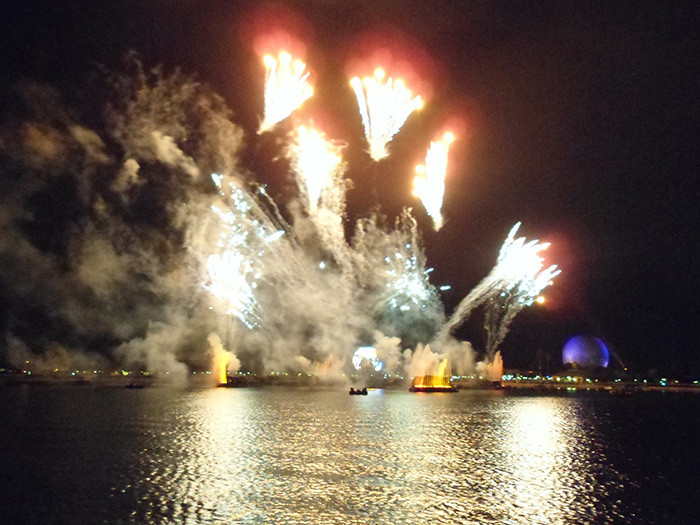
[0,386,698,523]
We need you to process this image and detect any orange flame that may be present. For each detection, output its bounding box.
[412,358,454,389]
[213,351,229,385]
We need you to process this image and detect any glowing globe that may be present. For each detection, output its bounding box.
[352,346,383,372]
[562,335,610,368]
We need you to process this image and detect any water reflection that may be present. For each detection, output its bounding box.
[2,387,675,523]
[124,390,623,523]
[497,399,577,524]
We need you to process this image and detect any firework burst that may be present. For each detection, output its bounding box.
[350,68,423,161]
[287,125,345,214]
[441,222,560,344]
[259,51,313,133]
[413,132,454,230]
[203,174,292,329]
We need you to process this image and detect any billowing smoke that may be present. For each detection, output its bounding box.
[0,57,554,383]
[0,59,240,377]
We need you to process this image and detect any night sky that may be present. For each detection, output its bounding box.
[1,1,697,374]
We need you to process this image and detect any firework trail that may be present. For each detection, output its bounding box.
[287,125,345,215]
[285,124,352,276]
[413,132,454,230]
[10,53,560,380]
[350,69,423,161]
[202,173,294,329]
[440,222,560,348]
[259,52,313,133]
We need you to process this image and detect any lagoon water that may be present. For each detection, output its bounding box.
[1,385,698,524]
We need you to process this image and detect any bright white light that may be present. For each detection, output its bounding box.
[350,68,423,161]
[204,251,260,329]
[287,125,344,214]
[352,346,383,371]
[265,230,285,243]
[413,132,454,230]
[493,222,561,305]
[259,52,313,133]
[202,174,292,330]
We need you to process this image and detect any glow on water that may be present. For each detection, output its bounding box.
[1,388,691,523]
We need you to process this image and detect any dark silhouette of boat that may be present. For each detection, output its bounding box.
[349,387,368,395]
[125,382,146,389]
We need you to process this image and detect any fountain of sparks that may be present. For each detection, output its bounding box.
[441,222,561,358]
[413,132,454,231]
[350,69,423,161]
[482,224,561,359]
[259,51,313,133]
[197,47,560,382]
[203,174,290,330]
[287,125,345,215]
[208,333,233,385]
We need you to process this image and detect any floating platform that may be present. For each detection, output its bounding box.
[409,385,457,393]
[217,376,249,388]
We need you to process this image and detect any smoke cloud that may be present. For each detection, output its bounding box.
[0,56,533,384]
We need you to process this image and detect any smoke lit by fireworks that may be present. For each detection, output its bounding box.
[350,69,423,161]
[351,210,445,345]
[259,52,313,133]
[203,174,289,329]
[413,132,454,230]
[0,36,562,384]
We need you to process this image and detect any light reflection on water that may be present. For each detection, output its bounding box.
[1,386,697,523]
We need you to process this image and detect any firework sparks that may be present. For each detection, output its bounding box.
[350,210,445,346]
[259,52,313,133]
[413,132,454,230]
[286,124,352,274]
[0,36,573,389]
[203,174,290,329]
[480,223,561,357]
[353,211,440,315]
[441,222,560,345]
[350,68,423,161]
[287,125,345,214]
[492,222,561,303]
